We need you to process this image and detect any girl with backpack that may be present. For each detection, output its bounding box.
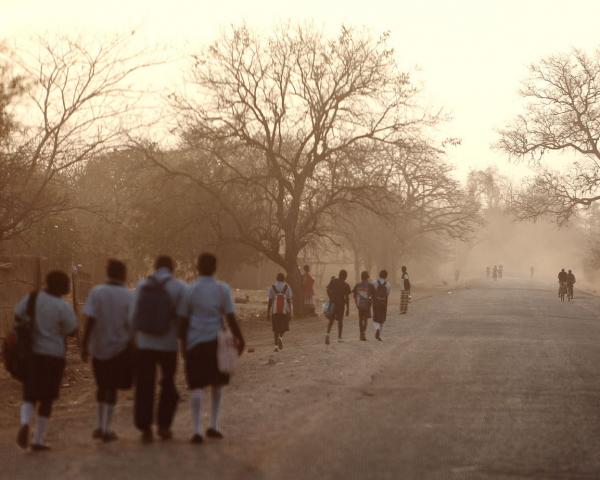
[353,271,375,341]
[268,273,293,351]
[372,270,391,341]
[400,266,411,314]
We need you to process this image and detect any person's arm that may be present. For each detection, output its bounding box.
[345,285,350,316]
[226,313,245,355]
[287,285,294,318]
[178,316,189,356]
[267,288,273,320]
[81,316,95,362]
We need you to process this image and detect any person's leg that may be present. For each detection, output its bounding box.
[17,400,34,448]
[102,389,117,439]
[190,388,204,442]
[337,312,344,339]
[32,400,53,448]
[157,351,179,436]
[134,350,157,434]
[207,385,224,438]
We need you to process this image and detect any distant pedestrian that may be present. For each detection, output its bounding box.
[486,266,490,279]
[268,273,293,351]
[498,265,504,279]
[131,255,188,443]
[179,253,245,444]
[492,265,498,281]
[530,266,535,278]
[454,269,460,282]
[81,259,133,442]
[325,270,351,344]
[400,266,411,314]
[302,265,316,316]
[353,271,375,341]
[372,270,391,341]
[15,271,78,451]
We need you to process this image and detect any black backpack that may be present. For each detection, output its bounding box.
[133,276,174,335]
[2,291,38,382]
[373,281,388,308]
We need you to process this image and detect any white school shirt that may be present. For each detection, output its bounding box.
[177,276,235,350]
[83,282,133,360]
[268,281,293,314]
[14,291,78,358]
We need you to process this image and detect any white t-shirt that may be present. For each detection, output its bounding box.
[83,283,133,360]
[268,281,293,315]
[14,291,78,358]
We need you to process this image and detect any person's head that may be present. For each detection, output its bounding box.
[46,270,70,296]
[107,259,127,282]
[155,255,174,272]
[379,270,388,279]
[339,269,348,280]
[561,268,565,272]
[568,269,572,273]
[401,265,407,273]
[197,253,217,276]
[303,265,310,273]
[276,272,285,282]
[361,271,369,281]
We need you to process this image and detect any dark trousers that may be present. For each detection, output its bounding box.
[358,310,370,335]
[327,310,344,338]
[134,349,179,431]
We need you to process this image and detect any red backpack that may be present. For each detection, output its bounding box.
[273,284,289,315]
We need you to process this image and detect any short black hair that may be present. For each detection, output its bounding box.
[379,270,388,279]
[107,259,127,281]
[155,255,174,271]
[401,265,407,272]
[361,270,369,281]
[303,265,310,272]
[46,270,70,296]
[339,269,348,280]
[276,273,285,282]
[197,253,217,276]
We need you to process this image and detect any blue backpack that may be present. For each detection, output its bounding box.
[133,276,174,335]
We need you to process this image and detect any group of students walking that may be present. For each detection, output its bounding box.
[13,253,245,451]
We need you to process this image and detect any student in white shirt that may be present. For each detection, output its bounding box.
[81,259,134,442]
[267,273,293,351]
[372,270,392,341]
[15,271,78,452]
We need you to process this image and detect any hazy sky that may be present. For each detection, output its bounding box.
[2,0,600,181]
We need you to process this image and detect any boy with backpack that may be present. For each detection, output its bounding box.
[372,270,391,341]
[81,259,133,442]
[268,273,293,351]
[131,256,188,443]
[353,271,375,341]
[14,271,78,451]
[325,270,351,344]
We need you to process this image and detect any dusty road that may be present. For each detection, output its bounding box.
[3,280,600,479]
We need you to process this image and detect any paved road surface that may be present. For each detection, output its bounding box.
[3,280,600,479]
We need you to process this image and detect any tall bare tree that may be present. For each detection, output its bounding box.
[141,24,439,308]
[498,49,600,222]
[0,35,156,244]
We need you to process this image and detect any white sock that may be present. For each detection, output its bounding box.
[191,389,203,435]
[20,402,34,426]
[210,386,222,431]
[373,322,381,332]
[97,403,104,430]
[34,416,48,445]
[102,405,114,433]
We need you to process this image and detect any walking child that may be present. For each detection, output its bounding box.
[15,271,78,451]
[353,271,375,341]
[325,270,351,344]
[400,266,411,314]
[268,273,293,351]
[372,270,391,341]
[81,259,134,442]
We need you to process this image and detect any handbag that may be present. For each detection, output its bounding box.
[216,285,239,374]
[2,291,38,382]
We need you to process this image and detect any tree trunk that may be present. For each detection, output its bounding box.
[285,259,305,317]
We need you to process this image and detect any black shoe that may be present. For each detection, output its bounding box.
[102,431,118,443]
[17,425,29,449]
[31,444,51,452]
[92,428,103,440]
[141,429,154,444]
[277,336,283,350]
[158,428,173,441]
[190,434,204,444]
[206,428,224,439]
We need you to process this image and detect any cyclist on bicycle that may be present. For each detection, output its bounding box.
[567,269,576,300]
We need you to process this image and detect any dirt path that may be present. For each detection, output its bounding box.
[5,280,600,479]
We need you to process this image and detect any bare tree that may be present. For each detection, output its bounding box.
[141,24,438,309]
[498,49,600,221]
[0,35,156,244]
